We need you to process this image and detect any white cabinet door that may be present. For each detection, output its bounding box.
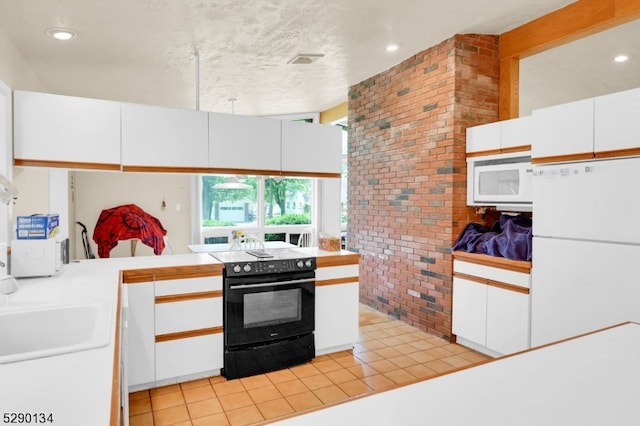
[209,112,281,172]
[595,88,640,154]
[156,334,223,381]
[121,103,209,168]
[315,282,359,354]
[531,237,640,347]
[532,98,594,160]
[500,115,533,151]
[486,287,530,354]
[126,282,155,387]
[13,90,121,166]
[452,277,487,346]
[467,121,501,154]
[533,158,640,243]
[155,298,222,335]
[281,120,342,175]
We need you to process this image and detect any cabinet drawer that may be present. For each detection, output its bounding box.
[155,334,223,381]
[454,260,530,289]
[316,265,359,281]
[155,276,222,296]
[155,298,222,335]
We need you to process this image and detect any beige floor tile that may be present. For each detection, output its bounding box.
[150,384,182,397]
[213,380,246,397]
[388,354,419,368]
[187,397,224,419]
[247,384,283,404]
[338,379,372,397]
[324,368,358,385]
[425,346,456,359]
[425,358,458,374]
[458,350,492,363]
[367,359,400,373]
[266,368,298,384]
[218,390,255,411]
[182,384,215,403]
[354,350,384,363]
[383,368,418,385]
[180,377,212,390]
[129,397,152,416]
[290,363,321,378]
[239,374,271,390]
[407,339,437,351]
[151,391,185,411]
[129,412,154,426]
[360,339,387,350]
[404,363,438,380]
[312,384,350,405]
[225,405,265,426]
[209,375,227,385]
[346,363,381,378]
[275,379,309,396]
[129,390,150,401]
[442,354,477,368]
[256,397,295,419]
[285,391,324,412]
[377,336,404,346]
[331,354,364,368]
[192,413,229,426]
[299,373,334,390]
[374,346,403,359]
[311,358,343,373]
[406,350,437,363]
[153,405,190,426]
[360,373,395,391]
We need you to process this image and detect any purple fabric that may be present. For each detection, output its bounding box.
[452,214,532,261]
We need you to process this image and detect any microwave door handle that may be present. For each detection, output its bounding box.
[229,278,313,290]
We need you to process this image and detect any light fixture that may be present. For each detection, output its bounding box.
[386,44,399,52]
[47,27,77,41]
[613,54,629,63]
[287,54,324,65]
[212,176,251,190]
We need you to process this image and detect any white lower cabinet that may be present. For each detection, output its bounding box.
[452,257,531,357]
[314,264,359,355]
[154,277,223,383]
[126,282,155,387]
[156,334,223,381]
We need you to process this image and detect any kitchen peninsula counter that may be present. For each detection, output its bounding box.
[0,249,359,426]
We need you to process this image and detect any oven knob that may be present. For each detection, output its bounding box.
[296,260,304,268]
[233,264,241,274]
[243,263,252,273]
[305,260,313,268]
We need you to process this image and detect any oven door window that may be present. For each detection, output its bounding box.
[244,288,301,328]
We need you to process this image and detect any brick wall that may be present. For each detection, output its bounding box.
[347,34,499,340]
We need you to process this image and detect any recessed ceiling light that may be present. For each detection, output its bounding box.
[386,44,399,52]
[613,54,629,63]
[46,28,77,41]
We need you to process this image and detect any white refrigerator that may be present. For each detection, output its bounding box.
[531,156,640,347]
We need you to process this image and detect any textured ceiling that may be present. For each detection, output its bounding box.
[2,0,625,117]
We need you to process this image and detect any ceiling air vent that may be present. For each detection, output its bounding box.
[287,53,325,65]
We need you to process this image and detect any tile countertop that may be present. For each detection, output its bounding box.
[0,249,359,426]
[0,253,219,426]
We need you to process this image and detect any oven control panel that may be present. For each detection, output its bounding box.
[226,257,316,276]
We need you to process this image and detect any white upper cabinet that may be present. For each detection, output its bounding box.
[466,121,501,154]
[466,116,532,155]
[281,120,342,175]
[13,90,121,168]
[208,112,281,173]
[594,87,640,156]
[121,103,209,169]
[531,98,594,161]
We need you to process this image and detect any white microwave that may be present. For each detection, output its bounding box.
[11,236,70,277]
[467,154,533,210]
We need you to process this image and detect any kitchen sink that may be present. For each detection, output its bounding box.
[0,303,111,364]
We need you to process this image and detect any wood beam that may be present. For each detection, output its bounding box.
[498,0,640,119]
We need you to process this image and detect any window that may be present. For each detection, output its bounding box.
[199,175,314,244]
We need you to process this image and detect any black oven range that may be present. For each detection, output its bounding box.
[210,249,316,380]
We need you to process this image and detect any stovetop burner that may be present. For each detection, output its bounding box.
[210,248,316,276]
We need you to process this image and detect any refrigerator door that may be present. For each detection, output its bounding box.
[533,157,640,244]
[531,237,640,347]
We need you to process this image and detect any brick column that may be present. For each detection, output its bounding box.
[348,34,499,340]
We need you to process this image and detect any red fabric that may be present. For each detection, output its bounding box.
[92,204,167,258]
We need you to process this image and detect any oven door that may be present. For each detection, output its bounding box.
[224,271,315,348]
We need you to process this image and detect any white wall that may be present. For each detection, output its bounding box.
[74,171,191,258]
